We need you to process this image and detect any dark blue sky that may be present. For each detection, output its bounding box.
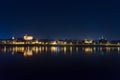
[0,0,120,39]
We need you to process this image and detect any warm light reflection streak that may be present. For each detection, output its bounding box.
[0,46,120,56]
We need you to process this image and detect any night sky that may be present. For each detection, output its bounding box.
[0,0,120,39]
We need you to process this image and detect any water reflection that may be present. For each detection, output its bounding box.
[24,47,33,57]
[85,48,92,53]
[0,46,120,56]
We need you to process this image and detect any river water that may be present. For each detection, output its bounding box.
[0,46,120,80]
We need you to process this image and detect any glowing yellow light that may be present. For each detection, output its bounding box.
[84,39,93,44]
[70,47,72,53]
[51,41,57,45]
[64,47,66,53]
[70,42,72,45]
[51,47,57,53]
[38,47,42,53]
[118,47,120,52]
[24,50,33,57]
[64,42,67,45]
[24,34,33,40]
[84,47,92,53]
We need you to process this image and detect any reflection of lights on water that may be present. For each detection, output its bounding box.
[24,50,33,57]
[84,47,93,53]
[99,47,103,52]
[51,47,56,53]
[2,46,120,56]
[93,47,96,52]
[15,47,24,52]
[45,46,48,52]
[64,47,66,53]
[76,47,78,53]
[118,47,120,52]
[23,47,33,57]
[56,47,60,53]
[38,47,42,53]
[3,46,6,52]
[70,47,72,54]
[106,47,110,52]
[42,47,44,52]
[51,47,54,52]
[35,47,38,53]
[51,46,60,53]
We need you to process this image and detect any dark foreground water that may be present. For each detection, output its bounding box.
[0,46,120,80]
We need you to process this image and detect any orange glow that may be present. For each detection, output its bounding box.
[84,47,92,53]
[24,50,33,56]
[51,41,57,45]
[84,39,93,44]
[51,47,57,53]
[24,34,33,40]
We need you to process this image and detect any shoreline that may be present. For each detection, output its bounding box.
[0,44,120,47]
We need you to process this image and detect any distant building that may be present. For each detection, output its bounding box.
[84,39,93,44]
[99,36,107,44]
[23,34,33,40]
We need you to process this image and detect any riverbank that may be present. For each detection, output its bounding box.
[0,44,120,47]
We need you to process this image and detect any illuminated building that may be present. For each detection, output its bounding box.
[24,34,33,40]
[84,39,93,44]
[0,34,120,46]
[51,41,57,45]
[84,47,93,53]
